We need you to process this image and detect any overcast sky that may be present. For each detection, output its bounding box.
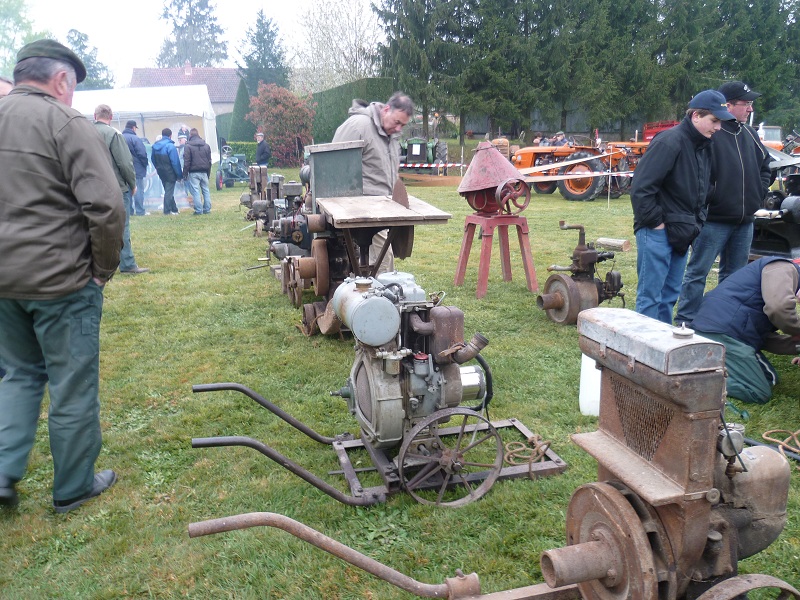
[25,0,303,86]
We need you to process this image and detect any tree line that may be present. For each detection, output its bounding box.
[375,0,800,140]
[4,0,797,145]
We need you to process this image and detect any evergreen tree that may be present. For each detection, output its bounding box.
[228,77,256,141]
[157,0,227,68]
[713,0,800,131]
[66,30,114,90]
[236,10,289,94]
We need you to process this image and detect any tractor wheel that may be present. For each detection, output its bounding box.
[215,171,223,191]
[532,159,558,194]
[607,158,631,199]
[557,151,604,201]
[532,180,558,195]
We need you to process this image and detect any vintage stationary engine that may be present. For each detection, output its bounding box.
[542,308,793,599]
[189,307,798,599]
[537,221,625,325]
[331,271,490,450]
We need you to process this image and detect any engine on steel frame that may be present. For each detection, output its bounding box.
[331,272,490,449]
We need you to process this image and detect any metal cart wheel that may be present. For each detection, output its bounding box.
[397,407,503,508]
[696,574,800,600]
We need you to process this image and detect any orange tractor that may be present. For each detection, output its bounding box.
[511,121,677,201]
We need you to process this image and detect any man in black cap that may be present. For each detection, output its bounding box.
[676,81,772,325]
[123,119,150,216]
[631,89,735,324]
[0,40,124,513]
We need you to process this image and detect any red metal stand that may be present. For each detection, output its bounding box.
[453,213,538,298]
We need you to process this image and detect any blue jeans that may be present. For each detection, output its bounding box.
[187,172,212,214]
[676,221,753,324]
[0,282,104,500]
[133,176,146,215]
[119,190,138,271]
[635,227,688,324]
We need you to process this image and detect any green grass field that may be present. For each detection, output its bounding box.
[1,174,798,599]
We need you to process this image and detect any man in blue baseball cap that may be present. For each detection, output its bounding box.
[676,81,773,326]
[630,90,735,324]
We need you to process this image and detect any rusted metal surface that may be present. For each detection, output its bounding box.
[192,383,337,444]
[397,408,504,507]
[695,574,800,600]
[193,383,566,508]
[392,177,410,208]
[459,142,526,195]
[188,512,456,598]
[188,512,585,599]
[459,583,581,600]
[536,223,624,325]
[546,482,660,600]
[563,308,793,598]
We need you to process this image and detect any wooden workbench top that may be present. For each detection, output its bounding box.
[316,195,452,228]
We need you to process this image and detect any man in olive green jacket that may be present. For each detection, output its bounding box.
[0,40,124,513]
[94,104,149,274]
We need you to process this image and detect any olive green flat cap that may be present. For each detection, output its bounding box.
[17,39,87,83]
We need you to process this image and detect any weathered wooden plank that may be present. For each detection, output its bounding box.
[317,195,451,228]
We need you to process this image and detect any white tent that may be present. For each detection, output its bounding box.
[72,85,219,162]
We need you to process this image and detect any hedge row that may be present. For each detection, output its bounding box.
[311,78,395,144]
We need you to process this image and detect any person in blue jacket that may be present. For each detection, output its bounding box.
[692,257,800,404]
[150,128,183,215]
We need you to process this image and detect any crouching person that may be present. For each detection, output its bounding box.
[692,257,800,404]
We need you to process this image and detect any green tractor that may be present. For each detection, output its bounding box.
[400,137,449,174]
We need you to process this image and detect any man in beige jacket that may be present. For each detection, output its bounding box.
[332,92,413,274]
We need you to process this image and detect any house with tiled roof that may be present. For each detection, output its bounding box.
[130,61,240,116]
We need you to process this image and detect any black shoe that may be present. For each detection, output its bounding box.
[120,267,150,275]
[0,475,18,508]
[53,470,117,514]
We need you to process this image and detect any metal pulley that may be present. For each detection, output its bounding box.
[458,141,532,215]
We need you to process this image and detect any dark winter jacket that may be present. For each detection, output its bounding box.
[183,134,212,178]
[692,257,800,350]
[122,126,149,179]
[706,121,772,224]
[256,139,271,166]
[630,116,713,255]
[151,137,182,182]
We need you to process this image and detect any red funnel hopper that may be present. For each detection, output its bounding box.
[458,141,524,194]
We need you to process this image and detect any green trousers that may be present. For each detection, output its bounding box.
[695,331,776,404]
[0,281,104,501]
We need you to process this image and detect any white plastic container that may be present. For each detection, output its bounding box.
[579,353,601,416]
